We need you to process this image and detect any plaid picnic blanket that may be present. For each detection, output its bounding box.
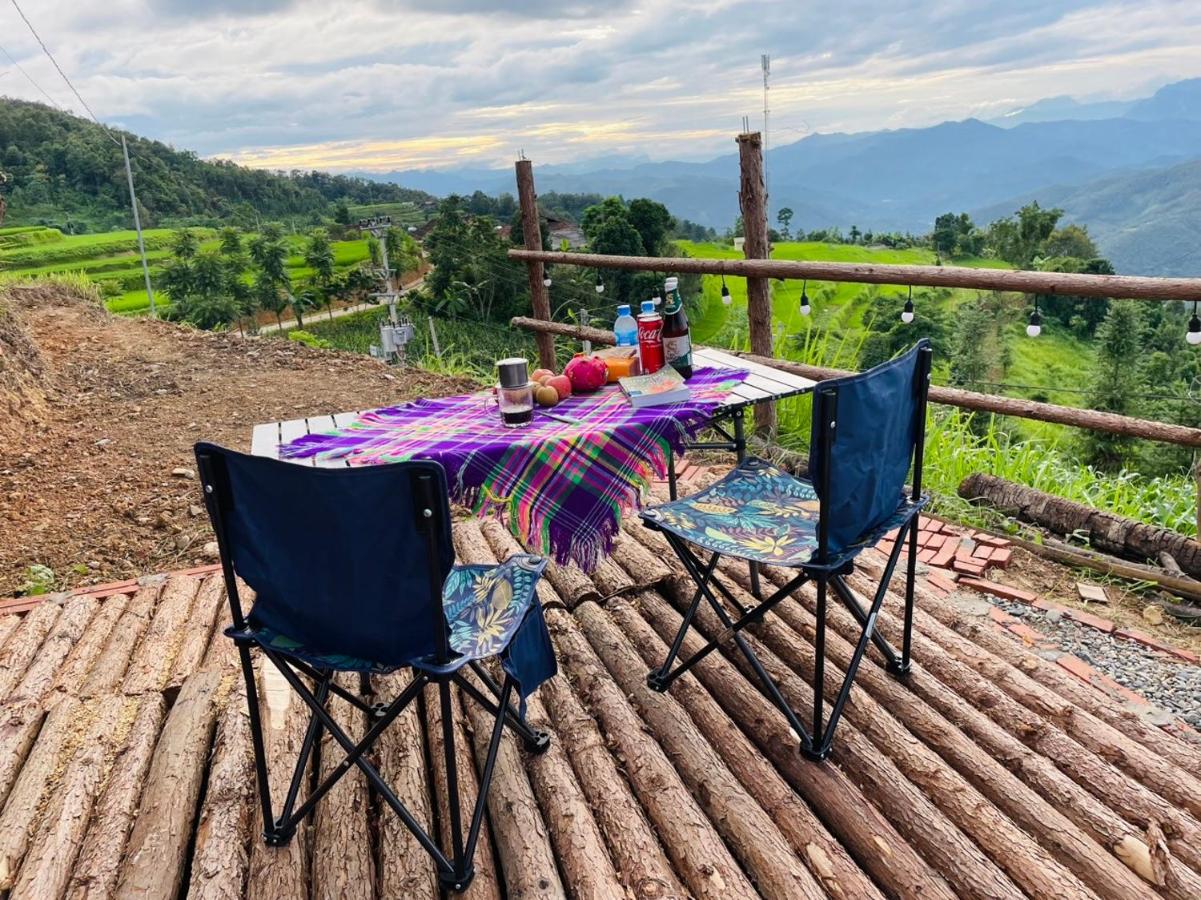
[278,366,747,571]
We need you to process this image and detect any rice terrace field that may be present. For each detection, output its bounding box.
[0,200,427,315]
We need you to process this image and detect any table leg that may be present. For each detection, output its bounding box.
[732,409,763,599]
[667,444,678,501]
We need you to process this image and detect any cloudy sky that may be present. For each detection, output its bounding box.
[2,0,1200,173]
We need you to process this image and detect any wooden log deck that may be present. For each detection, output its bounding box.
[2,508,1201,899]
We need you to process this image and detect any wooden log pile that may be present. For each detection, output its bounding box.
[960,472,1201,577]
[0,534,1199,898]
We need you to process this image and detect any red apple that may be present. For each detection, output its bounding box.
[545,374,572,400]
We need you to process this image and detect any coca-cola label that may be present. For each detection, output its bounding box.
[663,334,691,366]
[637,318,664,372]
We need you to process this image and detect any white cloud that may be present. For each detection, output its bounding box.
[1,0,1199,172]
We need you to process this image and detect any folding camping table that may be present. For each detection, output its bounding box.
[250,346,815,476]
[250,346,815,596]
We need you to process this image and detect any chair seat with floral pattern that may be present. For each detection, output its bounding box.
[641,458,923,569]
[244,554,550,674]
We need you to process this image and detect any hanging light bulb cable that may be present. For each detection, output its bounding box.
[901,285,914,324]
[1188,300,1201,346]
[799,280,811,316]
[594,270,604,294]
[720,274,732,306]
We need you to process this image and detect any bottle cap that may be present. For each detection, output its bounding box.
[617,304,631,315]
[664,277,678,290]
[640,300,656,314]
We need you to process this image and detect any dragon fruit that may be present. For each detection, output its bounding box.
[564,355,607,393]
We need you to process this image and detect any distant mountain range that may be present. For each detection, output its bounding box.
[366,78,1201,276]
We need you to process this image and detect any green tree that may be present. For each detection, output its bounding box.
[255,273,289,328]
[776,207,793,240]
[627,198,674,256]
[581,199,645,306]
[172,228,200,261]
[986,202,1063,268]
[304,229,335,287]
[1082,301,1147,469]
[948,303,994,387]
[848,224,861,244]
[1043,224,1098,260]
[384,226,420,279]
[333,202,351,225]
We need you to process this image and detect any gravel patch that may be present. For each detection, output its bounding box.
[996,600,1201,728]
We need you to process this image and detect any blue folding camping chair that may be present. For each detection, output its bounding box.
[641,340,932,760]
[194,444,554,893]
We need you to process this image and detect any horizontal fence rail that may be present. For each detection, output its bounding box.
[510,316,1201,449]
[508,249,1201,302]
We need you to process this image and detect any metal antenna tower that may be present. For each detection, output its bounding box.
[761,53,770,222]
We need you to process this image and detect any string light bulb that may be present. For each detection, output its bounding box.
[901,286,914,324]
[1026,304,1042,338]
[720,274,732,306]
[799,280,811,316]
[1188,301,1201,345]
[595,271,604,294]
[542,266,552,288]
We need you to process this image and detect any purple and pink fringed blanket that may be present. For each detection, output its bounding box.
[278,366,747,571]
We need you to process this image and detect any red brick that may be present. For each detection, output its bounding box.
[883,528,901,541]
[930,544,956,568]
[1056,654,1100,683]
[1064,608,1116,634]
[974,532,1013,549]
[1114,628,1201,664]
[918,516,937,531]
[989,547,1013,569]
[917,548,936,563]
[1032,597,1067,613]
[1007,622,1048,645]
[988,607,1018,626]
[958,577,1038,604]
[925,533,946,550]
[926,570,959,594]
[972,545,993,560]
[952,559,986,577]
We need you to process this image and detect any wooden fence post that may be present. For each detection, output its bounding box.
[737,132,776,435]
[514,160,556,370]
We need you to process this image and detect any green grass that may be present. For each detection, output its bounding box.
[282,306,557,380]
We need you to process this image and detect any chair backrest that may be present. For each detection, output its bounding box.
[194,443,455,667]
[808,339,932,558]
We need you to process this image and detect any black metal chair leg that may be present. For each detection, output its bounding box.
[899,515,919,674]
[237,644,276,842]
[457,666,550,755]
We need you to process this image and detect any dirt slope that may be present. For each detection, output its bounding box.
[0,281,473,595]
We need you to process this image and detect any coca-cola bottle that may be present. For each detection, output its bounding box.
[636,299,665,373]
[661,276,692,379]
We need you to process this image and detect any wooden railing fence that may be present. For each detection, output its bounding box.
[506,137,1201,536]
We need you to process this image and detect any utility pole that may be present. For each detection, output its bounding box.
[359,215,412,363]
[122,135,156,317]
[737,130,775,436]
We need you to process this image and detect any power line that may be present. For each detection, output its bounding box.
[7,0,119,144]
[0,39,64,109]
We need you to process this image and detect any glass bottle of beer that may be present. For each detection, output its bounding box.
[662,276,693,379]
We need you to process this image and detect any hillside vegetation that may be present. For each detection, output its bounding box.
[0,98,433,232]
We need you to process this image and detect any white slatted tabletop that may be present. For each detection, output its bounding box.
[250,348,816,462]
[692,346,816,408]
